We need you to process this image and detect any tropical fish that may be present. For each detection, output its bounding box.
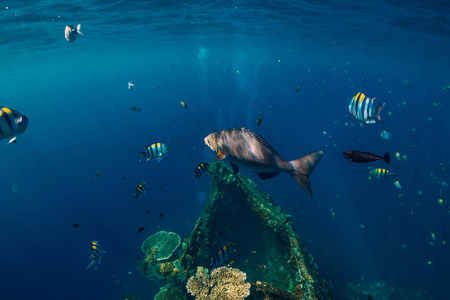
[394,181,402,189]
[94,171,102,179]
[296,86,301,92]
[0,107,29,144]
[370,168,398,178]
[133,182,147,199]
[193,163,209,179]
[137,227,145,233]
[395,152,401,161]
[343,151,390,164]
[256,112,263,127]
[209,242,235,271]
[65,24,83,42]
[380,130,392,139]
[87,241,107,270]
[139,143,171,162]
[204,127,324,196]
[180,101,188,108]
[73,223,79,228]
[128,81,134,91]
[130,106,142,112]
[348,92,385,124]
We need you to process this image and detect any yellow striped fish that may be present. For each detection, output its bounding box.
[133,182,147,199]
[370,168,398,178]
[193,163,209,179]
[0,107,29,144]
[139,143,171,162]
[348,92,385,124]
[209,242,235,271]
[87,241,107,271]
[65,24,83,42]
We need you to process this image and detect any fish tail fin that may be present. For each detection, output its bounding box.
[383,152,390,164]
[76,24,83,35]
[375,102,385,124]
[289,151,324,197]
[7,137,17,144]
[87,260,96,269]
[138,152,146,162]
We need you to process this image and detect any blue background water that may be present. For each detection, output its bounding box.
[1,1,449,299]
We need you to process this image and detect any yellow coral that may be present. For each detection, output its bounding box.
[186,266,250,300]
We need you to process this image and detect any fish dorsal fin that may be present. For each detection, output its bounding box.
[232,127,280,156]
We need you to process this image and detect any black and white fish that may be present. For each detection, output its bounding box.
[87,241,107,271]
[133,182,147,199]
[139,143,170,162]
[193,163,209,179]
[348,92,385,124]
[0,107,29,144]
[65,24,83,42]
[128,82,134,91]
[204,127,324,196]
[209,242,235,271]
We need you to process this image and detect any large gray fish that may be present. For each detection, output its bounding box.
[204,127,324,196]
[0,107,29,144]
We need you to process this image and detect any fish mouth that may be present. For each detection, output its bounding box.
[204,136,216,152]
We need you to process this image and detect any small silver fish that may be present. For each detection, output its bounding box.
[65,24,83,42]
[204,127,324,196]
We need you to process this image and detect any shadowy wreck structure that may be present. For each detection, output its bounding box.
[138,162,333,300]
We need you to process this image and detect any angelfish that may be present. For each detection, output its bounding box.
[204,127,324,196]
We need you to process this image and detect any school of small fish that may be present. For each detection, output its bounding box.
[1,25,446,273]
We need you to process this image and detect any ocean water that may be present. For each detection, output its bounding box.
[1,1,450,299]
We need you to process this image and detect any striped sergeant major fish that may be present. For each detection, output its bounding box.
[370,168,398,178]
[64,24,83,42]
[139,143,171,162]
[204,127,324,197]
[133,182,147,199]
[194,163,209,179]
[87,241,107,271]
[0,107,29,144]
[380,130,392,139]
[209,242,235,271]
[348,92,385,124]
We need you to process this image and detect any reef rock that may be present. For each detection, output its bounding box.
[139,162,333,299]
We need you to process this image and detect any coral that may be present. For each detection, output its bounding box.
[186,266,250,300]
[141,231,181,261]
[154,284,187,300]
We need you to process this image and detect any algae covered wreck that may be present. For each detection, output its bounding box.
[138,162,333,300]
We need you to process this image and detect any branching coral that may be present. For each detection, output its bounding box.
[186,266,250,300]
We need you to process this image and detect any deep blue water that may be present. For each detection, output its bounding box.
[1,1,450,299]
